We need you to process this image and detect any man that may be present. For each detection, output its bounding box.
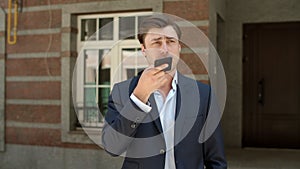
[102,15,227,169]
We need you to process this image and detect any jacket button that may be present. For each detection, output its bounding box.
[160,149,165,154]
[130,123,136,128]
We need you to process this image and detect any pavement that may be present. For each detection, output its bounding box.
[226,148,300,169]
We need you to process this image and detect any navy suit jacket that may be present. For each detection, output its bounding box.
[102,72,227,169]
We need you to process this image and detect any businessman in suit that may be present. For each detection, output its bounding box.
[102,15,227,169]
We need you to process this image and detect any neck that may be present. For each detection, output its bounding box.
[158,70,175,98]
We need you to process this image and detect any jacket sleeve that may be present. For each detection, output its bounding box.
[101,83,148,156]
[203,87,227,169]
[203,124,227,169]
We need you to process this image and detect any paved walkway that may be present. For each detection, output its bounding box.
[226,148,300,169]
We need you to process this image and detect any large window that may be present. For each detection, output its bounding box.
[75,12,151,128]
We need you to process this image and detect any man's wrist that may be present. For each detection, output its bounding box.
[133,88,150,104]
[130,93,152,113]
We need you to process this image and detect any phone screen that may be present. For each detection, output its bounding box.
[154,57,172,71]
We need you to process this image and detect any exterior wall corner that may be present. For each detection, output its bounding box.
[0,7,6,152]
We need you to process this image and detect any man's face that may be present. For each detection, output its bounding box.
[141,25,181,72]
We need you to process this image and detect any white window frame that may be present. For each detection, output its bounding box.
[75,12,152,129]
[60,0,162,144]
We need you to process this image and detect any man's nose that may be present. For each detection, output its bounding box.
[160,41,168,54]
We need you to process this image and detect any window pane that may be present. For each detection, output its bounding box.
[126,68,145,80]
[84,49,111,85]
[98,86,110,116]
[98,49,110,116]
[138,15,150,26]
[99,18,113,40]
[121,48,147,80]
[99,49,111,85]
[84,88,96,106]
[119,16,135,39]
[82,49,111,127]
[126,69,136,79]
[84,88,99,125]
[81,19,96,41]
[84,50,98,85]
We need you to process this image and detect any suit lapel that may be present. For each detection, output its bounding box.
[174,73,200,144]
[128,71,200,140]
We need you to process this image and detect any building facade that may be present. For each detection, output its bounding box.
[0,0,299,168]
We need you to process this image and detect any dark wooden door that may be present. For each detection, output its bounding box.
[243,22,300,148]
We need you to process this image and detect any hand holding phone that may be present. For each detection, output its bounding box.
[133,56,173,103]
[154,57,172,72]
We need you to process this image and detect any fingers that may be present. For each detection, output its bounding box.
[157,74,169,84]
[135,64,170,97]
[156,63,169,71]
[141,63,170,83]
[151,64,169,75]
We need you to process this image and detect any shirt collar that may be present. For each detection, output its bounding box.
[154,71,178,95]
[171,71,178,91]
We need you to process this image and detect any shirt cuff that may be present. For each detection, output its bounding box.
[130,93,152,113]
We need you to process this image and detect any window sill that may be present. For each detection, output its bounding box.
[62,127,103,146]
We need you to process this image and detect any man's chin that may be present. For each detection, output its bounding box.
[166,69,176,76]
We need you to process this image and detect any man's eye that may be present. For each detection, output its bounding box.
[168,39,176,43]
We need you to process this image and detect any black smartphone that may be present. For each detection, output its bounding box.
[154,57,172,72]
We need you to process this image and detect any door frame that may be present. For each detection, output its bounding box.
[242,22,300,148]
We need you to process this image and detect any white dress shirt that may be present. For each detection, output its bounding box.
[130,71,178,169]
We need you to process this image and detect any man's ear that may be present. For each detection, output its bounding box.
[178,43,181,52]
[141,44,146,56]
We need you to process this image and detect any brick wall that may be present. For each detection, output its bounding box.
[4,1,63,147]
[164,0,210,83]
[3,0,210,149]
